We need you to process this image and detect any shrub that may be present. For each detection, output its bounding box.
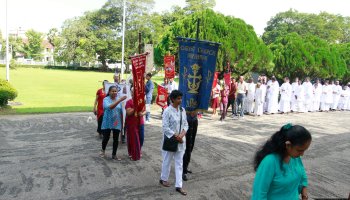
[10,59,21,69]
[0,79,18,107]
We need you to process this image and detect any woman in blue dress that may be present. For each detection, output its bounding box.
[99,86,126,160]
[251,124,312,200]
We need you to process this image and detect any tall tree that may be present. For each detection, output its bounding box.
[155,9,273,76]
[184,0,216,13]
[263,9,350,44]
[57,16,95,64]
[23,29,44,60]
[9,36,24,59]
[269,33,347,80]
[335,42,350,83]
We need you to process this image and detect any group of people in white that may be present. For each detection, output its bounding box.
[222,75,350,118]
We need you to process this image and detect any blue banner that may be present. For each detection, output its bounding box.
[178,38,220,111]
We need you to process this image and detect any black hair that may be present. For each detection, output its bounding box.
[169,90,183,103]
[106,86,117,97]
[102,80,108,86]
[146,73,152,78]
[253,124,311,171]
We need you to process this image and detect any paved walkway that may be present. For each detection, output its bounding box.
[0,110,349,199]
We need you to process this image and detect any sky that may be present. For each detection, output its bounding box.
[0,0,349,38]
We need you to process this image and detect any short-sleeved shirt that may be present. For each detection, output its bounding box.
[101,96,123,130]
[96,88,106,119]
[125,99,144,126]
[251,154,308,200]
[237,81,247,94]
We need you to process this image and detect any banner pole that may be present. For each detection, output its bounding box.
[138,32,142,54]
[196,19,200,40]
[120,0,126,78]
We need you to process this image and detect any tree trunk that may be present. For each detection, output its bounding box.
[101,59,108,71]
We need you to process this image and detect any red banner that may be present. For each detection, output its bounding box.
[224,73,231,89]
[156,85,168,108]
[131,54,147,114]
[164,55,175,79]
[212,72,220,88]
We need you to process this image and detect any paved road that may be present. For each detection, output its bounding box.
[0,111,349,200]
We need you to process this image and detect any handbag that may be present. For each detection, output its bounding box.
[162,107,182,152]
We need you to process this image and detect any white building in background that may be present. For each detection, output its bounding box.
[7,27,55,65]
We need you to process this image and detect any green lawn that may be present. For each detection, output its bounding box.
[0,67,176,114]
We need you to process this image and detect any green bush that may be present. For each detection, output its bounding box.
[0,79,18,107]
[10,59,21,69]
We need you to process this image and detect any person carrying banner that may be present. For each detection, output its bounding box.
[99,86,127,160]
[182,109,198,181]
[93,80,107,138]
[160,90,189,196]
[145,73,154,123]
[112,74,127,144]
[125,87,146,161]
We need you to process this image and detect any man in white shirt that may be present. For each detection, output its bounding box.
[278,77,292,113]
[312,79,322,112]
[167,78,178,94]
[320,80,333,112]
[332,80,342,111]
[235,76,247,118]
[246,78,256,114]
[266,76,279,114]
[338,86,350,110]
[302,77,314,112]
[292,80,304,112]
[291,77,299,112]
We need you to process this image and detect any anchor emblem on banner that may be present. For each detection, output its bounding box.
[187,64,202,94]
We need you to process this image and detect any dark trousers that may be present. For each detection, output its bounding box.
[97,115,103,134]
[227,98,236,115]
[102,129,120,156]
[139,124,144,147]
[122,125,126,143]
[183,119,198,174]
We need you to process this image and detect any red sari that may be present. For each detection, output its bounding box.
[125,99,141,161]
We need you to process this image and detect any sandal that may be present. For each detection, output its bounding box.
[159,180,170,187]
[176,187,187,196]
[112,156,122,161]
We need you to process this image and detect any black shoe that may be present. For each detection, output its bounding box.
[186,169,192,174]
[182,174,188,181]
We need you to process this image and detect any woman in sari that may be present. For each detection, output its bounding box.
[125,87,146,161]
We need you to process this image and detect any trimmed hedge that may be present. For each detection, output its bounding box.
[0,64,120,72]
[0,78,18,107]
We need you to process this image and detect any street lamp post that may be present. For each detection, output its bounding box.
[5,0,10,81]
[120,0,126,78]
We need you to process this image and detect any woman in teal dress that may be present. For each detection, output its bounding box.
[251,124,312,200]
[99,86,126,160]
